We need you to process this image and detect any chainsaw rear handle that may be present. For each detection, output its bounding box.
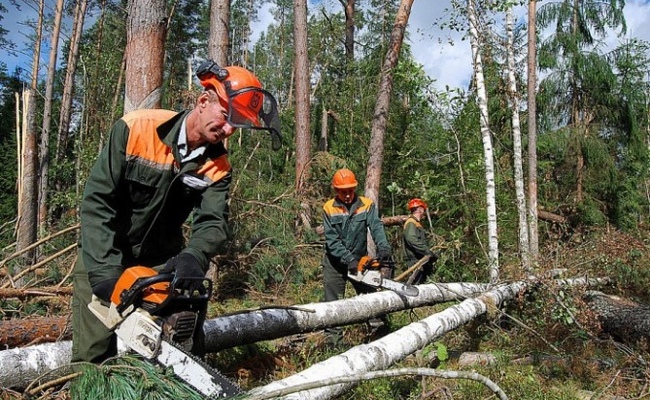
[116,273,212,315]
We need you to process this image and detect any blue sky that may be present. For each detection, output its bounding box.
[4,0,650,91]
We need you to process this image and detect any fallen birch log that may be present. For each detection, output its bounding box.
[0,277,611,389]
[0,282,489,350]
[204,281,490,351]
[0,341,73,390]
[246,281,528,399]
[0,282,488,389]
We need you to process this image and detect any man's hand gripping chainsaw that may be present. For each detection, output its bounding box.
[348,256,419,297]
[88,266,242,399]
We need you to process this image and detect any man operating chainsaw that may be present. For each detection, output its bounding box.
[321,168,393,335]
[72,61,281,363]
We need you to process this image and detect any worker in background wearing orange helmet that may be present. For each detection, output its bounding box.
[321,168,393,339]
[403,198,437,284]
[71,60,281,363]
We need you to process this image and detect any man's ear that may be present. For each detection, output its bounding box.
[197,91,211,109]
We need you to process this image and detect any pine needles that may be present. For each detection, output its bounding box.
[68,354,204,400]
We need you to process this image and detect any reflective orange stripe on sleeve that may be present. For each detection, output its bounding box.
[197,154,231,184]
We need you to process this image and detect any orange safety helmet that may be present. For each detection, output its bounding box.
[408,198,427,211]
[196,60,282,150]
[332,168,358,189]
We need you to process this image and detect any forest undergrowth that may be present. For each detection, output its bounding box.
[2,225,650,399]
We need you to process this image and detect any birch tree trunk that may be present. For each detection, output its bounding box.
[38,0,65,230]
[467,0,499,283]
[505,7,531,273]
[123,0,166,113]
[247,282,527,400]
[209,0,230,65]
[527,0,539,260]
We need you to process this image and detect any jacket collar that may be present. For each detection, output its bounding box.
[157,110,189,148]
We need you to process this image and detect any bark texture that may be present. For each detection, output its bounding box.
[293,0,310,194]
[0,317,71,348]
[0,282,488,389]
[584,291,650,345]
[0,341,72,390]
[204,282,489,351]
[247,282,527,399]
[16,89,38,272]
[124,0,166,112]
[468,0,499,282]
[209,0,230,64]
[365,0,413,204]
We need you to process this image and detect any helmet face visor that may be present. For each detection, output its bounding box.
[226,87,282,150]
[196,60,283,150]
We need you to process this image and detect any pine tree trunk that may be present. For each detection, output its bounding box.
[209,0,230,65]
[343,0,355,60]
[123,0,166,113]
[294,0,310,195]
[16,90,39,281]
[365,0,413,205]
[38,0,65,231]
[55,0,88,166]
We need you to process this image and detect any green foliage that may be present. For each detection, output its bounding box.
[163,0,204,110]
[70,355,205,400]
[0,68,20,224]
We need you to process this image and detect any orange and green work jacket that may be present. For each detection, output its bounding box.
[403,216,430,266]
[79,109,232,287]
[321,195,391,268]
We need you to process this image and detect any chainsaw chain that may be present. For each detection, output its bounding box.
[163,339,244,399]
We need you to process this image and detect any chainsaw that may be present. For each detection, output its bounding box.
[88,266,242,398]
[348,256,419,297]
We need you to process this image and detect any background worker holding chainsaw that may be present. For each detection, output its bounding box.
[403,198,437,284]
[321,168,393,333]
[71,61,281,363]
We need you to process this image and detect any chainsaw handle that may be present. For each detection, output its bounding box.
[116,273,174,314]
[116,273,213,315]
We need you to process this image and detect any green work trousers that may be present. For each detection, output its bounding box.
[71,253,117,363]
[322,260,376,302]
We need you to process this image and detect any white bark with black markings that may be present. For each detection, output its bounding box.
[246,282,527,399]
[0,282,488,389]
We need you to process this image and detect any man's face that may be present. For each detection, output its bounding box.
[197,92,236,144]
[336,188,355,204]
[413,206,425,219]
